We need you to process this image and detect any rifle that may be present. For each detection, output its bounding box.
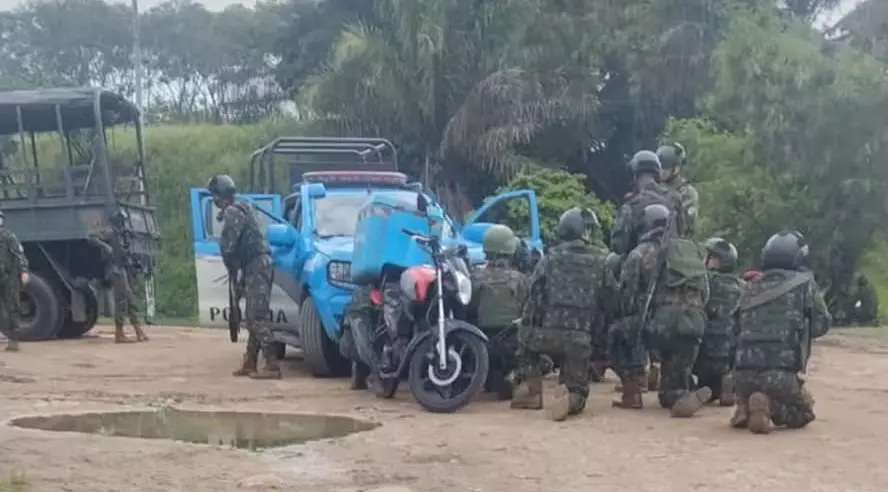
[228,270,243,343]
[638,212,676,346]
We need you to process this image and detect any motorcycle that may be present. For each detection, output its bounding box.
[358,195,490,413]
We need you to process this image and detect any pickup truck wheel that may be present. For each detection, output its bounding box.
[58,285,99,339]
[18,273,63,341]
[299,297,349,377]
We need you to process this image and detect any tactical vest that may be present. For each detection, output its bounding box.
[473,267,523,330]
[702,272,744,359]
[735,270,813,372]
[541,241,605,332]
[230,201,271,267]
[0,230,18,281]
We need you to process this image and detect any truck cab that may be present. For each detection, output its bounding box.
[189,137,541,377]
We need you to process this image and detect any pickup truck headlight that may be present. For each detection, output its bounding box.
[327,261,352,284]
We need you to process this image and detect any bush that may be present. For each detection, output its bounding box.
[858,235,888,321]
[490,169,615,244]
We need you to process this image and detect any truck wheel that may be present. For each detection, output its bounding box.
[299,297,349,377]
[18,273,63,341]
[58,285,99,339]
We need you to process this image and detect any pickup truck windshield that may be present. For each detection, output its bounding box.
[314,190,454,238]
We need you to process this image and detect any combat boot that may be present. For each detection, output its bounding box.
[133,324,150,343]
[510,377,543,410]
[670,387,713,418]
[647,362,660,391]
[233,351,259,377]
[612,377,643,409]
[747,392,773,434]
[114,324,134,344]
[350,361,370,390]
[249,351,282,380]
[719,373,735,407]
[730,398,749,429]
[5,338,19,352]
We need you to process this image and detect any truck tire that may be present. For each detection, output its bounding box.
[299,297,349,377]
[58,285,99,339]
[18,273,63,341]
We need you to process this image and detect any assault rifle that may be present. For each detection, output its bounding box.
[638,211,676,343]
[228,270,243,343]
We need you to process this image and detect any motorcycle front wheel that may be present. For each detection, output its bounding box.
[408,326,490,413]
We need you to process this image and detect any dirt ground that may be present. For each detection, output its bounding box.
[1,326,887,492]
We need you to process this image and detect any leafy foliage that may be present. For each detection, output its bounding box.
[492,170,615,244]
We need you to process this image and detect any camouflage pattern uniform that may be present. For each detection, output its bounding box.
[341,284,379,390]
[220,199,277,379]
[0,220,27,351]
[87,225,148,343]
[694,270,744,404]
[665,176,699,237]
[512,208,613,421]
[611,181,684,256]
[731,231,831,434]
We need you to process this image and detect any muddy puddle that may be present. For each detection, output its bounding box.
[8,408,379,450]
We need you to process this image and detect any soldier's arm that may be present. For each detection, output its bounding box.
[219,206,246,271]
[809,280,832,339]
[6,233,28,275]
[619,252,641,315]
[610,204,632,255]
[86,232,114,258]
[522,259,547,321]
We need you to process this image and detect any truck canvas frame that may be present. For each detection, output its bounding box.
[0,88,159,341]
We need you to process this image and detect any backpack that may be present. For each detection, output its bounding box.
[662,237,707,293]
[541,242,606,331]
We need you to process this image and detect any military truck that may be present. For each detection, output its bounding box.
[0,88,160,341]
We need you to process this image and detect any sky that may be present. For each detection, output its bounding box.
[0,0,867,23]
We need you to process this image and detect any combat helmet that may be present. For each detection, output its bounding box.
[606,252,622,279]
[207,174,237,200]
[628,150,662,178]
[640,203,670,234]
[704,237,738,272]
[483,224,519,257]
[761,230,809,271]
[555,207,587,241]
[656,143,686,170]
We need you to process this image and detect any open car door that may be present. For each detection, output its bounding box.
[188,188,300,332]
[461,190,542,265]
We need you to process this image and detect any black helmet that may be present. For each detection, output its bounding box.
[656,143,686,170]
[555,207,586,241]
[704,237,738,272]
[761,230,809,270]
[629,150,662,177]
[640,204,670,234]
[606,252,622,278]
[207,174,237,200]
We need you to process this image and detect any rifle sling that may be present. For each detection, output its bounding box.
[740,272,813,311]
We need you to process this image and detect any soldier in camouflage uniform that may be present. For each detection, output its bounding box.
[468,225,530,400]
[87,211,149,344]
[616,204,711,417]
[341,284,379,390]
[511,208,614,421]
[657,143,699,236]
[731,231,831,434]
[693,237,744,406]
[208,174,279,380]
[0,210,29,352]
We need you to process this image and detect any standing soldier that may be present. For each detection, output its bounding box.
[0,210,28,352]
[693,237,744,406]
[616,204,710,417]
[468,225,530,400]
[87,211,149,344]
[207,174,279,379]
[657,143,699,237]
[731,231,831,434]
[511,208,614,421]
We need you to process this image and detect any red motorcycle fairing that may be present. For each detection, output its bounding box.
[400,265,437,302]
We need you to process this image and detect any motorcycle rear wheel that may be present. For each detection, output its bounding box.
[408,329,489,413]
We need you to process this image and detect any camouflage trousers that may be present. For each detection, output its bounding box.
[692,325,734,395]
[734,370,815,428]
[0,281,21,341]
[515,326,591,399]
[243,255,274,353]
[110,268,140,328]
[649,306,704,409]
[607,315,648,384]
[590,320,609,367]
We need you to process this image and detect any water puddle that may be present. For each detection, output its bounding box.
[8,407,379,450]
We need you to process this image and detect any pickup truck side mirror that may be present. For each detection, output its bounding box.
[267,224,298,248]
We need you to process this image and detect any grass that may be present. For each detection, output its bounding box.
[0,474,30,492]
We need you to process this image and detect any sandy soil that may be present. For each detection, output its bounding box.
[1,326,887,492]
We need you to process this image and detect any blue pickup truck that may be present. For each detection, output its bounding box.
[189,138,542,377]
